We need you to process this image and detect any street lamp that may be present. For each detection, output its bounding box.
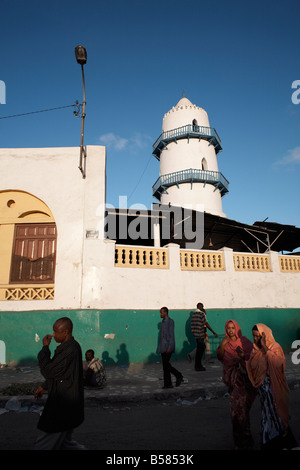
[75,45,87,178]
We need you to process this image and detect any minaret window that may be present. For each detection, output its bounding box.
[192,119,199,131]
[201,158,208,171]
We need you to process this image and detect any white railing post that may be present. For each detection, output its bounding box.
[165,243,181,271]
[222,247,234,272]
[268,250,280,274]
[104,239,117,267]
[153,222,160,248]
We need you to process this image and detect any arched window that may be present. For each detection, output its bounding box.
[0,190,56,300]
[192,119,198,132]
[10,223,56,283]
[201,158,208,171]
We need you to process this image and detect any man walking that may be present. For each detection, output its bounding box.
[191,303,218,371]
[34,317,85,450]
[158,306,184,388]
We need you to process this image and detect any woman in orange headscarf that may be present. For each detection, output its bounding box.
[217,319,257,450]
[246,323,297,449]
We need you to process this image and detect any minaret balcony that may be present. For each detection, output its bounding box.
[152,168,229,201]
[152,124,222,160]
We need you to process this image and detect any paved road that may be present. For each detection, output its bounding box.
[1,388,299,452]
[1,354,300,460]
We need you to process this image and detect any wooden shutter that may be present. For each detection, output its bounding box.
[10,223,57,283]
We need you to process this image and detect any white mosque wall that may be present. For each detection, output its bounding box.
[0,145,106,311]
[81,242,300,311]
[0,145,299,314]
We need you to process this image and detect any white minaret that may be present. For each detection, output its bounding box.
[152,95,229,218]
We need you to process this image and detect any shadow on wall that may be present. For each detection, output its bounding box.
[175,311,223,360]
[101,343,130,366]
[146,312,224,363]
[6,313,225,367]
[6,356,39,366]
[175,335,224,361]
[17,356,37,365]
[146,322,162,363]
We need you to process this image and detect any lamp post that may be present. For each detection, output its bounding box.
[75,45,87,178]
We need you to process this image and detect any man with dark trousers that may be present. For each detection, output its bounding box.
[191,302,218,371]
[158,306,184,388]
[34,317,85,450]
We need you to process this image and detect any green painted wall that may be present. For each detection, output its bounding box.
[0,308,299,365]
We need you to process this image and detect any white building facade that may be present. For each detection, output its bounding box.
[0,98,299,365]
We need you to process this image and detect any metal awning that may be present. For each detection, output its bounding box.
[105,206,300,253]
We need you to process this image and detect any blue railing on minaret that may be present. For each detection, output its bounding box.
[152,124,222,160]
[152,168,229,201]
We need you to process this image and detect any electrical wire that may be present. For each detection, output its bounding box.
[0,104,77,120]
[128,154,153,201]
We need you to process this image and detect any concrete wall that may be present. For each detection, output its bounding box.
[82,242,300,311]
[0,144,299,365]
[0,145,299,315]
[0,308,299,365]
[0,145,106,311]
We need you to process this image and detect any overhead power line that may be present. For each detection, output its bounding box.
[0,103,78,120]
[128,154,153,202]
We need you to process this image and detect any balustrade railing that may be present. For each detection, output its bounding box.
[1,252,298,303]
[115,246,169,269]
[279,256,300,273]
[114,245,300,274]
[180,250,224,271]
[152,168,229,199]
[233,254,271,272]
[0,285,55,301]
[153,124,222,158]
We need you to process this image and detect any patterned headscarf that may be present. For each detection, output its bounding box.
[246,323,290,429]
[221,319,253,368]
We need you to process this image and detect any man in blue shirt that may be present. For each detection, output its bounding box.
[158,306,183,388]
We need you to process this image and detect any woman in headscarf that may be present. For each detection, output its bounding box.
[217,319,257,450]
[246,323,297,449]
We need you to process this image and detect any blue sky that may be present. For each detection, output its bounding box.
[1,0,300,231]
